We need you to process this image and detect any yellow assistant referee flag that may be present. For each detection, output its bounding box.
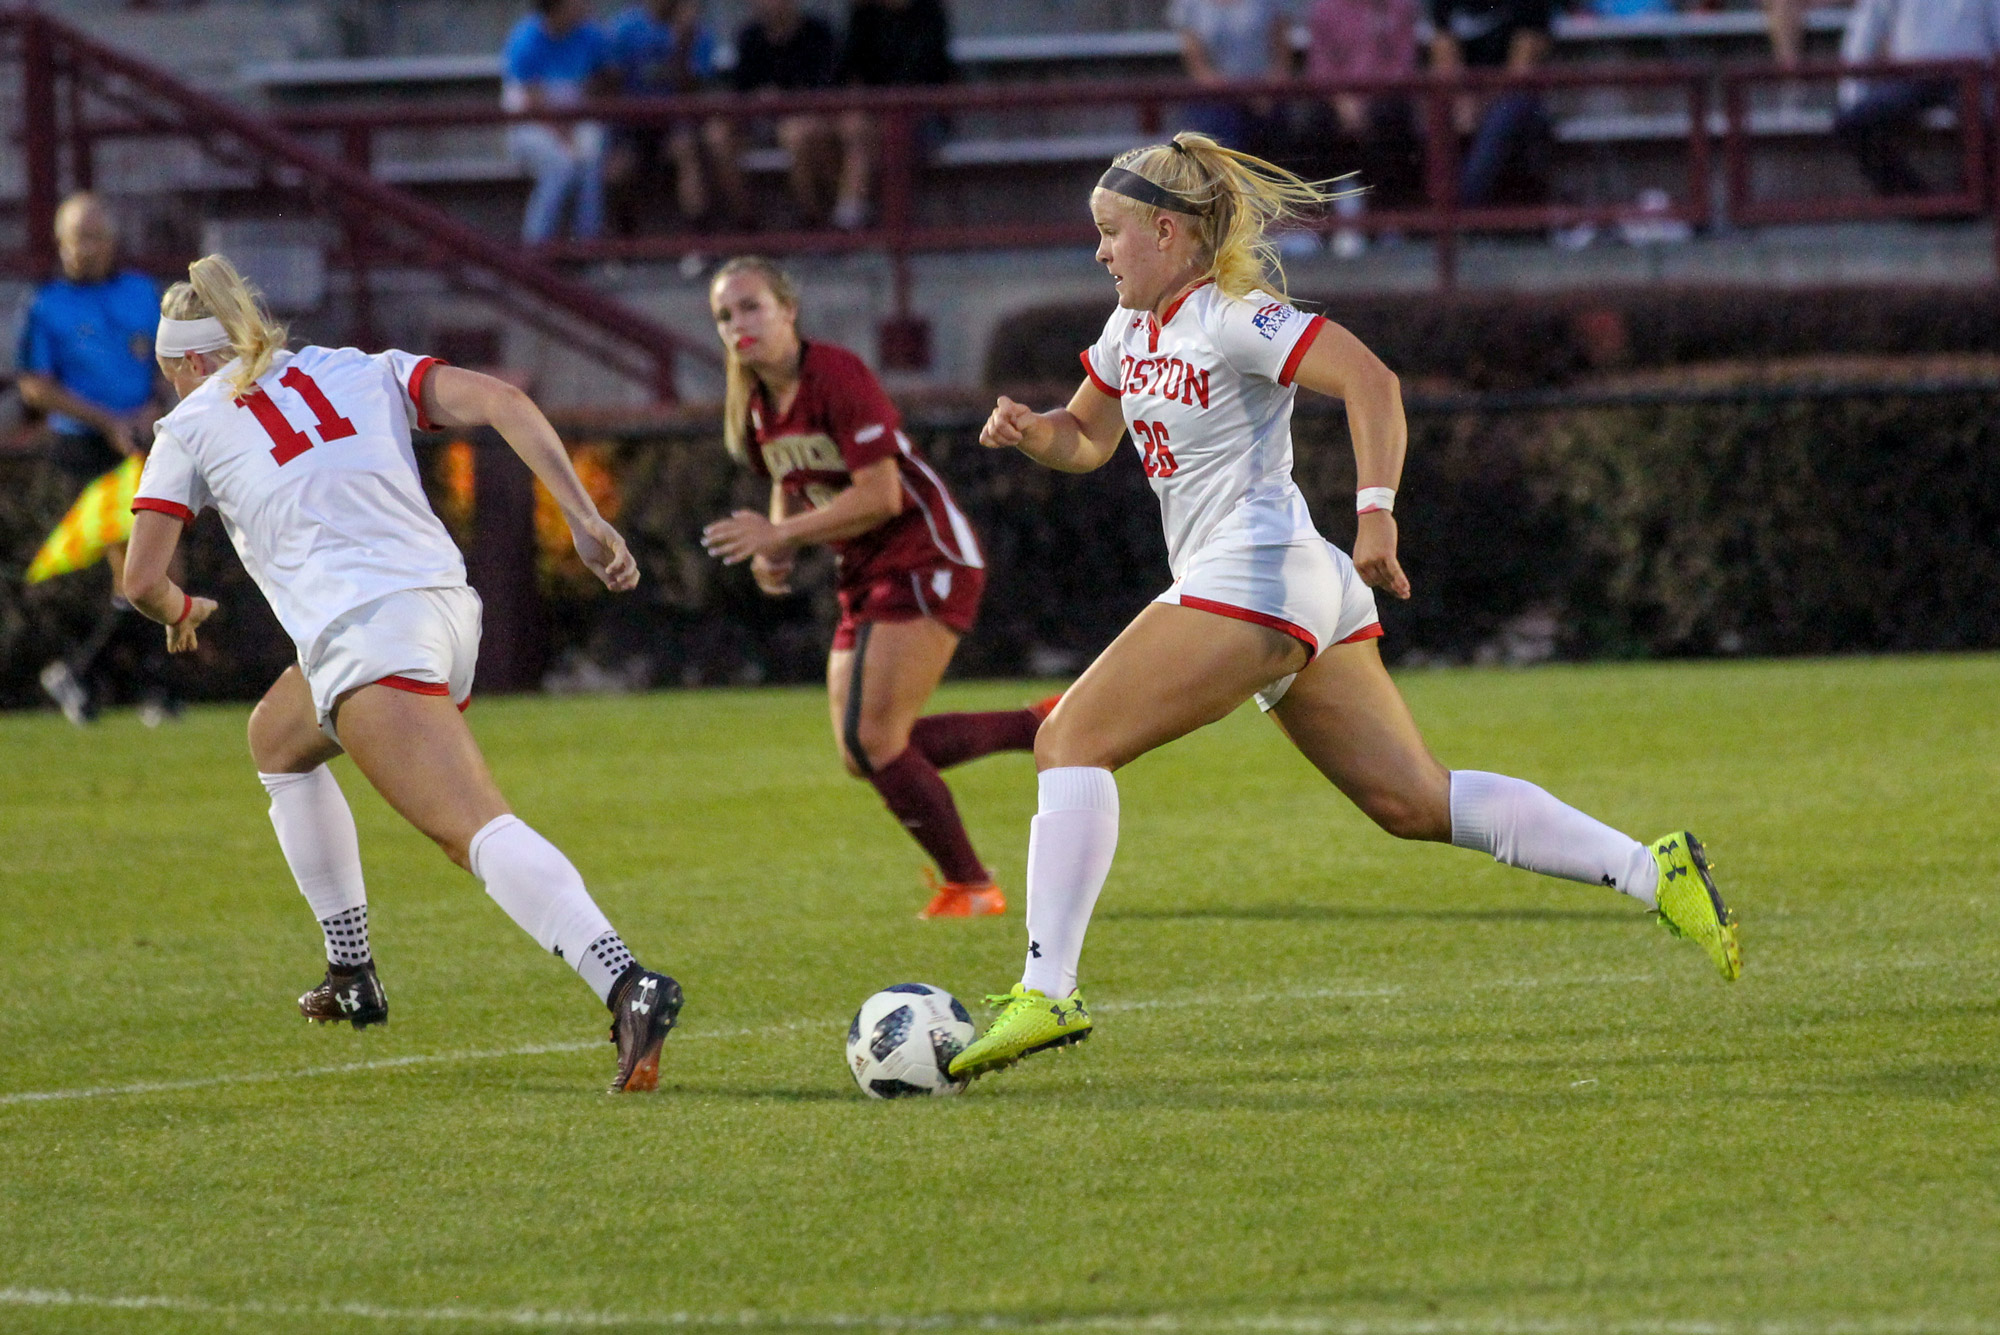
[25,454,144,584]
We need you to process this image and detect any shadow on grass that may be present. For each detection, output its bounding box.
[1103,904,1631,924]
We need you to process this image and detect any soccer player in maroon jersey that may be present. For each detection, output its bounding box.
[701,256,1051,918]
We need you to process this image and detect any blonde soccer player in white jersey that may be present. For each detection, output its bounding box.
[952,133,1742,1080]
[120,255,680,1094]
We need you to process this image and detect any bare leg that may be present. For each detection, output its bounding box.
[1017,603,1305,993]
[834,109,874,225]
[668,125,709,222]
[701,116,753,226]
[1766,0,1804,68]
[1035,602,1304,772]
[331,684,509,869]
[1268,638,1452,841]
[1273,638,1657,901]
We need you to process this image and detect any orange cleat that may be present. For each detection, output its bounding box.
[1028,693,1063,723]
[919,869,1008,919]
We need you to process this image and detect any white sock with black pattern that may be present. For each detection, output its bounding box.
[1449,770,1659,907]
[466,814,634,1003]
[260,768,371,964]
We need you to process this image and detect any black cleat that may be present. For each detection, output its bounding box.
[299,960,388,1029]
[606,969,682,1093]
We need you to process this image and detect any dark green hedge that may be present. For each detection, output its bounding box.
[6,383,1999,708]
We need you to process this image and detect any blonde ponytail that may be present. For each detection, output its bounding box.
[160,253,288,394]
[710,255,800,465]
[1102,132,1350,302]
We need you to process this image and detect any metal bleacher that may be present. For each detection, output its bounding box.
[235,6,1862,190]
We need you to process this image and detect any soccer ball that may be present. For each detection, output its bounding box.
[846,983,975,1099]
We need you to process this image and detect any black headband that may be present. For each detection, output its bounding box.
[1097,165,1206,216]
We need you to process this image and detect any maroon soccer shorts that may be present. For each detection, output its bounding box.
[833,563,985,650]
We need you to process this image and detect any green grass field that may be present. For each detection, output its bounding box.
[4,656,1999,1334]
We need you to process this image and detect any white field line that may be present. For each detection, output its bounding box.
[1,1289,1996,1335]
[0,973,1656,1110]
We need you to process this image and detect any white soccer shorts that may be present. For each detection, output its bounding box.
[1153,532,1382,712]
[301,585,482,744]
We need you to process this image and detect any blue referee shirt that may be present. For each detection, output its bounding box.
[16,271,159,436]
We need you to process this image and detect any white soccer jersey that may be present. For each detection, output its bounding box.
[134,345,468,653]
[1081,281,1328,577]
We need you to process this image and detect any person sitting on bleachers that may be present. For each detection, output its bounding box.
[833,0,955,231]
[1580,0,1674,15]
[606,0,723,233]
[1429,0,1555,209]
[1169,0,1293,153]
[1306,0,1421,259]
[1835,0,2000,198]
[714,0,844,229]
[503,0,615,245]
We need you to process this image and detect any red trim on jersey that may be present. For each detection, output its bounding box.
[1339,622,1385,645]
[1079,350,1122,397]
[374,674,450,697]
[132,497,195,525]
[1278,315,1328,388]
[1145,280,1215,353]
[1178,594,1320,658]
[406,356,446,431]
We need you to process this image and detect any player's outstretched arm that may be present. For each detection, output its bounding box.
[702,456,903,565]
[979,381,1124,474]
[124,510,218,652]
[421,365,638,593]
[1290,321,1412,601]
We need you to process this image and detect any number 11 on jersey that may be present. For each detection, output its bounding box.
[237,368,357,465]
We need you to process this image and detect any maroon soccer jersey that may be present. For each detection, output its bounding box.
[746,341,983,588]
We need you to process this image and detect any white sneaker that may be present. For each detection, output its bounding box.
[832,198,870,231]
[1331,228,1367,260]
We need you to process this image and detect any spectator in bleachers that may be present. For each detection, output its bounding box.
[606,0,723,232]
[1429,0,1556,208]
[1169,0,1293,152]
[833,0,956,230]
[1835,0,2000,198]
[714,0,844,228]
[503,0,614,245]
[1306,0,1421,258]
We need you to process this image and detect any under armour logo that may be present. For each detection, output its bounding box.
[1028,941,1042,958]
[337,990,360,1013]
[1600,874,1617,888]
[1050,1005,1068,1024]
[631,976,657,1014]
[553,945,565,960]
[1663,864,1688,882]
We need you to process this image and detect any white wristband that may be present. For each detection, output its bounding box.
[1356,487,1396,515]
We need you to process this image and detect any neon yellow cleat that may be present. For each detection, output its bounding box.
[947,984,1092,1080]
[1651,831,1741,981]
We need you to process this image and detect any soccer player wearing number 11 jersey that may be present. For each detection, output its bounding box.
[954,134,1743,1081]
[121,255,680,1093]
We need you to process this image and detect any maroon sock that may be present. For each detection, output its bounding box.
[907,709,1041,771]
[866,747,989,884]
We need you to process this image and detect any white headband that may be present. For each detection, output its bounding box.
[155,316,233,359]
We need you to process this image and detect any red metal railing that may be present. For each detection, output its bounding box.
[0,8,718,400]
[245,58,1995,293]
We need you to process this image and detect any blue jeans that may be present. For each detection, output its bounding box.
[511,122,607,244]
[1459,92,1551,208]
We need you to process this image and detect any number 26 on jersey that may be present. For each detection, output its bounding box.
[237,368,357,465]
[1131,419,1179,479]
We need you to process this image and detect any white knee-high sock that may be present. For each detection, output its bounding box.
[1449,770,1658,907]
[1020,767,1120,997]
[260,768,371,965]
[466,815,635,1003]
